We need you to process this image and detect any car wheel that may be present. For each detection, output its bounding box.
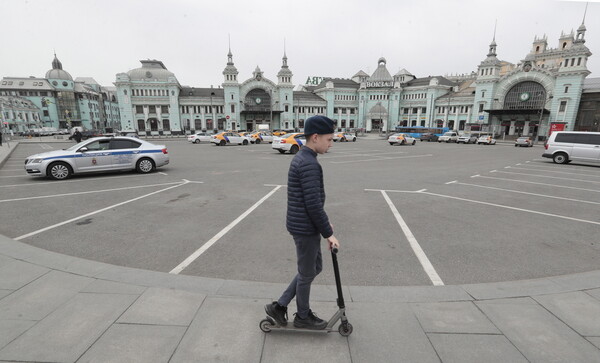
[290,145,299,154]
[219,140,226,146]
[412,140,416,145]
[389,142,395,146]
[552,152,569,164]
[194,139,200,144]
[47,162,72,180]
[446,140,450,143]
[255,139,261,144]
[278,149,286,154]
[136,158,155,173]
[401,140,406,145]
[352,137,356,142]
[438,140,441,143]
[515,144,518,147]
[243,140,248,145]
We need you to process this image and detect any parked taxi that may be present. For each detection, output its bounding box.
[388,133,416,146]
[248,131,274,144]
[333,132,357,142]
[477,134,497,145]
[272,133,306,154]
[211,132,251,146]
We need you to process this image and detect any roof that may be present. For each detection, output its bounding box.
[406,76,456,87]
[583,77,600,92]
[293,91,326,103]
[368,60,393,83]
[74,77,99,85]
[126,60,177,82]
[395,68,413,76]
[180,87,224,98]
[0,77,55,91]
[352,70,369,78]
[314,78,360,90]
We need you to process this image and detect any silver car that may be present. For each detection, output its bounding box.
[24,136,169,180]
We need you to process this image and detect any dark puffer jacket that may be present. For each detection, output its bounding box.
[286,147,333,238]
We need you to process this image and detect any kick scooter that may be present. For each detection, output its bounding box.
[259,248,353,336]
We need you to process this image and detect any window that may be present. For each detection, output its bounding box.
[482,91,485,98]
[577,58,582,66]
[85,140,110,151]
[479,104,484,112]
[161,105,169,113]
[110,139,141,149]
[559,101,567,112]
[163,119,170,130]
[43,110,49,116]
[149,105,156,113]
[565,86,569,93]
[285,105,289,112]
[136,105,143,113]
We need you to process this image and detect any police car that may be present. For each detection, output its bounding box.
[272,133,306,154]
[24,136,169,180]
[211,132,251,146]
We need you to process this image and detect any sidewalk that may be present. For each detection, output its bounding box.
[2,235,600,362]
[3,143,600,362]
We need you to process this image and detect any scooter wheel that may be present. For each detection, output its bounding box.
[339,322,353,336]
[260,318,273,333]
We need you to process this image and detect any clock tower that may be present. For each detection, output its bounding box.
[222,44,241,130]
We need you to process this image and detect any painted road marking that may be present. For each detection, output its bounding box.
[494,170,600,185]
[452,181,600,205]
[0,181,188,203]
[15,180,190,241]
[506,166,600,178]
[330,154,433,164]
[170,185,284,274]
[516,163,600,176]
[418,190,600,226]
[0,173,163,188]
[473,175,600,193]
[379,190,444,286]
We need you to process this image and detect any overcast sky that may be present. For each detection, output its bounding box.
[1,0,598,88]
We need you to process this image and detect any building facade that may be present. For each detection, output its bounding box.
[0,54,120,133]
[112,18,592,138]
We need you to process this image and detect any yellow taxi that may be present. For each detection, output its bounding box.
[248,131,274,144]
[272,133,306,154]
[211,131,251,146]
[272,130,287,136]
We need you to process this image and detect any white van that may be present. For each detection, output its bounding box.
[542,131,600,164]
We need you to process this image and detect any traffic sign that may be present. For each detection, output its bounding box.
[226,115,230,119]
[478,115,484,120]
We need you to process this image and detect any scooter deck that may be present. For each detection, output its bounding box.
[261,317,338,333]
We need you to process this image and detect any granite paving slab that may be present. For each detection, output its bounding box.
[76,324,187,363]
[427,333,528,363]
[463,278,569,300]
[534,291,600,336]
[261,300,351,363]
[476,299,600,362]
[0,270,93,320]
[0,290,11,299]
[410,301,500,334]
[587,337,600,350]
[170,296,265,362]
[0,319,36,350]
[0,259,49,290]
[0,293,137,362]
[80,279,147,295]
[117,287,205,326]
[348,285,471,303]
[346,301,439,363]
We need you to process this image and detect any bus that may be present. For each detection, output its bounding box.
[394,126,450,139]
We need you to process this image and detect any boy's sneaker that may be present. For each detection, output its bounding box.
[265,302,288,326]
[293,310,328,330]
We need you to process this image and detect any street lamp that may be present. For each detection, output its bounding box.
[533,94,553,145]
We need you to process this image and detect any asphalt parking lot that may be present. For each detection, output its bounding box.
[2,137,600,287]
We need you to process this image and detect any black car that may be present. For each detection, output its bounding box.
[420,133,438,142]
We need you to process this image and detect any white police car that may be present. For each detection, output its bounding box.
[24,136,169,180]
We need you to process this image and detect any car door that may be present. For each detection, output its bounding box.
[74,139,112,172]
[570,134,599,162]
[109,138,142,170]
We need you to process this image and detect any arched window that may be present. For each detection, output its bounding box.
[504,81,546,110]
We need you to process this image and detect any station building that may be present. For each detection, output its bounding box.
[0,54,120,133]
[113,18,593,139]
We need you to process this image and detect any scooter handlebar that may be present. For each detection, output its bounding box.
[332,247,339,254]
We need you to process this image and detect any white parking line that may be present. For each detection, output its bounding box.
[473,175,600,193]
[453,181,600,205]
[321,151,406,159]
[494,170,600,185]
[330,154,433,164]
[169,185,284,274]
[517,163,600,175]
[15,180,190,241]
[506,166,600,178]
[379,190,444,286]
[0,173,164,188]
[0,181,186,203]
[418,190,600,226]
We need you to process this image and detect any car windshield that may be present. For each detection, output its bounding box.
[517,137,528,141]
[64,140,89,151]
[443,132,453,136]
[461,134,471,137]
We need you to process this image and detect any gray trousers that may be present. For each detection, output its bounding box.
[278,233,323,319]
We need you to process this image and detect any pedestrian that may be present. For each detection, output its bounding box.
[73,130,82,143]
[264,115,340,330]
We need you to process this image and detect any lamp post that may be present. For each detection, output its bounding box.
[533,94,553,145]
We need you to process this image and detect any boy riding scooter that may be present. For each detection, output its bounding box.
[264,115,341,330]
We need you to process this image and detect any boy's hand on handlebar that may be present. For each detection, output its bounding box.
[327,235,340,251]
